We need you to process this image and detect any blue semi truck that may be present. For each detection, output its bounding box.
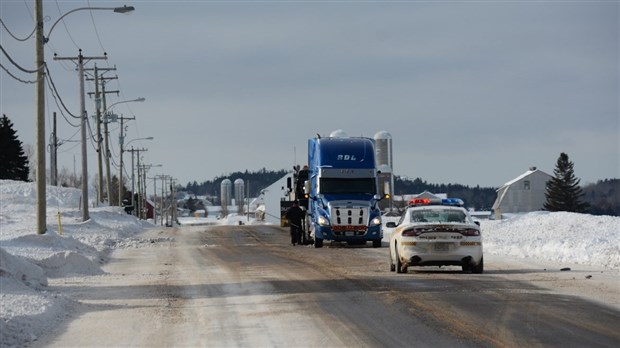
[304,135,387,248]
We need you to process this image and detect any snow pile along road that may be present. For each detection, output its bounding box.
[481,212,620,269]
[0,180,161,347]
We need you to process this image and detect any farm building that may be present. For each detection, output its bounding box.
[258,172,294,226]
[492,167,552,219]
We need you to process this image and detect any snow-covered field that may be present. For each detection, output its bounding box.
[1,179,619,347]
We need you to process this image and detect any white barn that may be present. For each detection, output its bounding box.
[492,167,552,219]
[259,172,295,226]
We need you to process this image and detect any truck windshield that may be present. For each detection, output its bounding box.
[319,178,377,195]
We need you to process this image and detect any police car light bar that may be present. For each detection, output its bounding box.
[441,198,464,207]
[409,198,433,205]
[408,198,464,207]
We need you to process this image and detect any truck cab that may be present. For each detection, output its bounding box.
[306,136,385,248]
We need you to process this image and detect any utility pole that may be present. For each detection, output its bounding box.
[102,83,118,205]
[159,175,177,226]
[118,115,135,206]
[152,176,157,223]
[127,148,147,217]
[49,112,58,186]
[35,0,46,234]
[140,164,151,219]
[137,155,142,218]
[170,178,177,225]
[131,147,136,214]
[54,50,107,221]
[130,147,136,215]
[164,175,170,226]
[156,175,169,226]
[160,175,165,226]
[94,65,103,202]
[86,66,117,203]
[137,164,152,219]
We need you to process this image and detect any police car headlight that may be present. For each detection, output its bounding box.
[370,217,381,227]
[318,216,330,226]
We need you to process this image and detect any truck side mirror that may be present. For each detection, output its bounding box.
[286,177,292,190]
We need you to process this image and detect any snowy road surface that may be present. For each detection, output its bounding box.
[34,225,620,347]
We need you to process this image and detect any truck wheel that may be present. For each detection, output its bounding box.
[372,239,382,248]
[314,238,323,248]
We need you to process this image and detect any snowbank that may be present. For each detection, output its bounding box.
[482,211,620,269]
[0,180,160,347]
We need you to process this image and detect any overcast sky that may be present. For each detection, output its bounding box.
[1,1,618,189]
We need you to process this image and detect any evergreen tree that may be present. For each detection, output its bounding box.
[544,152,589,213]
[0,114,30,181]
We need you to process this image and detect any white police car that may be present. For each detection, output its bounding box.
[388,198,483,274]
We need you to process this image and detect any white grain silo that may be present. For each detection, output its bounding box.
[220,179,232,216]
[374,131,393,169]
[374,131,394,211]
[234,178,245,214]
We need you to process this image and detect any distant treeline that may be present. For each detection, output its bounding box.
[183,168,288,201]
[181,170,619,216]
[582,179,619,216]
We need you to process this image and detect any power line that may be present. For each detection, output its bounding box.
[57,139,81,154]
[87,0,107,53]
[45,64,80,119]
[60,126,82,145]
[0,62,41,84]
[54,0,80,49]
[42,3,76,73]
[86,114,99,152]
[0,18,36,42]
[21,0,34,21]
[115,77,138,118]
[0,44,40,73]
[45,73,80,127]
[110,151,120,169]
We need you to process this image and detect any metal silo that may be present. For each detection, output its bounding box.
[234,178,245,214]
[374,130,393,169]
[374,131,394,212]
[220,179,232,208]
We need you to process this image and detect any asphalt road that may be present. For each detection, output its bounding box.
[36,225,620,347]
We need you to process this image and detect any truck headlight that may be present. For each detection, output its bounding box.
[370,217,381,227]
[318,216,330,226]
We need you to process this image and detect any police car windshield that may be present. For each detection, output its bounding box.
[410,209,466,223]
[319,178,376,195]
